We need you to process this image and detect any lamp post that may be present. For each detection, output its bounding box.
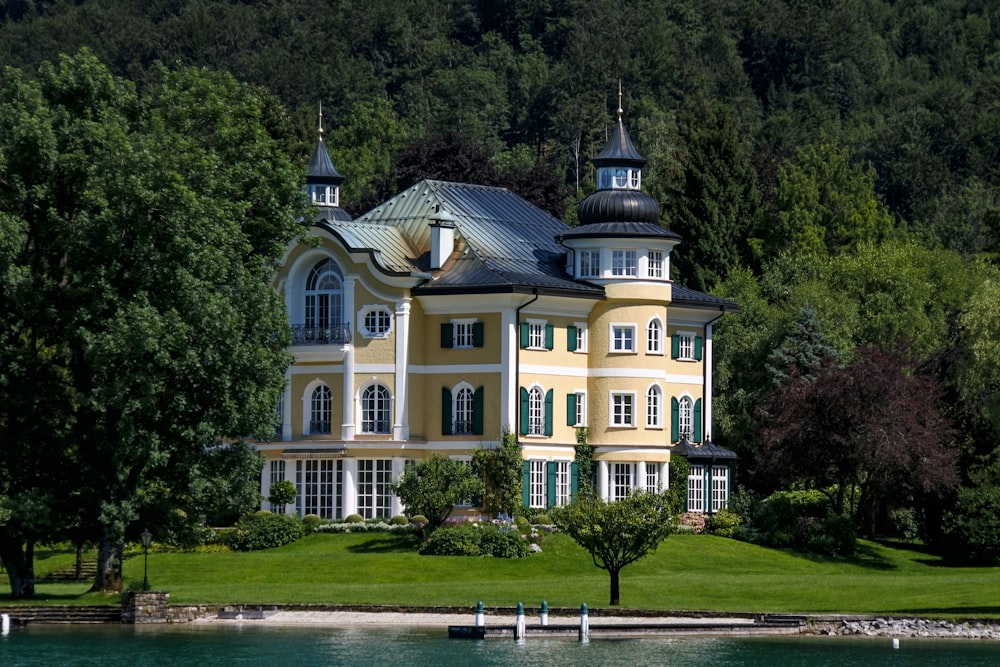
[140,529,152,592]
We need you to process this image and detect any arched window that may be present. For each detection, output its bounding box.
[454,385,475,435]
[361,384,391,434]
[528,386,545,435]
[305,258,343,341]
[678,396,693,440]
[646,318,663,354]
[646,385,662,428]
[311,385,332,434]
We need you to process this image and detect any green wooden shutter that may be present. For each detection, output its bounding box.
[566,393,577,426]
[472,386,484,435]
[694,398,703,442]
[671,334,680,359]
[473,321,485,347]
[570,461,580,498]
[522,460,531,507]
[547,461,556,507]
[567,325,577,352]
[694,336,704,361]
[440,323,453,348]
[544,324,554,350]
[519,322,529,348]
[544,388,553,436]
[441,387,453,435]
[519,387,529,435]
[671,396,679,442]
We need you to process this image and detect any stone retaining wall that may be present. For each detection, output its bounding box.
[810,617,1000,640]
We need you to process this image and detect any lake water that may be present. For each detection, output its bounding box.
[2,624,1000,666]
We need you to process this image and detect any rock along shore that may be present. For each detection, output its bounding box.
[809,617,1000,640]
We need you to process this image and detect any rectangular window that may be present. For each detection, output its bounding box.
[679,333,694,359]
[688,464,705,513]
[529,460,546,508]
[712,466,729,512]
[612,249,637,276]
[574,392,587,427]
[648,250,664,278]
[580,249,601,277]
[302,459,336,519]
[611,325,636,353]
[611,392,635,427]
[574,323,588,352]
[528,322,545,349]
[453,321,475,348]
[611,463,632,501]
[268,460,286,513]
[358,459,393,519]
[555,461,571,506]
[645,463,659,493]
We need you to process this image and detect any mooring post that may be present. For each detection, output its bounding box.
[1,613,9,636]
[540,600,549,626]
[475,601,484,627]
[515,602,526,641]
[579,603,589,642]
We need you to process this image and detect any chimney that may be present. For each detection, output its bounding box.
[429,208,456,270]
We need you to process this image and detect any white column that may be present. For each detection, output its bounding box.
[342,345,355,440]
[259,463,269,510]
[501,308,518,433]
[342,458,358,517]
[705,321,714,442]
[598,460,609,501]
[660,461,670,490]
[393,299,411,441]
[636,460,646,491]
[391,457,407,516]
[281,371,292,441]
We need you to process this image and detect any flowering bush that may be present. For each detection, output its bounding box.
[314,521,417,534]
[677,512,706,534]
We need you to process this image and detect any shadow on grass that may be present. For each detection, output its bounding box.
[777,541,897,571]
[346,534,422,554]
[885,606,1000,618]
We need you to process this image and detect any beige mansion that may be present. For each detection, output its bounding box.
[258,107,738,519]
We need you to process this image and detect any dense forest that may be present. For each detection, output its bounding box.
[3,0,1000,562]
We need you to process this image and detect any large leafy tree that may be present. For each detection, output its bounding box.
[758,347,959,535]
[553,490,675,606]
[0,50,304,596]
[390,454,483,533]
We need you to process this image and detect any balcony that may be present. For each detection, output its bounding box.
[291,323,352,345]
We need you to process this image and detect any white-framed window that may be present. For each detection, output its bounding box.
[678,395,694,440]
[612,249,637,276]
[579,249,601,278]
[300,459,338,519]
[573,391,587,427]
[305,258,343,333]
[268,460,287,512]
[555,461,572,506]
[611,324,636,353]
[646,385,662,428]
[677,332,695,360]
[647,318,663,354]
[528,386,545,436]
[610,463,632,501]
[359,306,392,338]
[310,384,332,434]
[529,460,546,508]
[574,323,588,352]
[528,321,546,349]
[712,466,729,512]
[453,320,476,348]
[610,392,635,427]
[360,384,391,434]
[688,464,705,513]
[453,384,475,435]
[645,463,660,492]
[357,459,393,519]
[648,250,664,278]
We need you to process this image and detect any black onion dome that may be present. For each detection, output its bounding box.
[307,138,345,186]
[577,189,660,226]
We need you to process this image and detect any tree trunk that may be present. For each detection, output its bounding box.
[0,537,36,599]
[92,532,123,594]
[609,567,621,606]
[74,542,83,581]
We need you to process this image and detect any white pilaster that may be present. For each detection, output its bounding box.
[501,308,518,432]
[391,457,407,516]
[660,461,670,490]
[598,460,609,501]
[705,322,714,442]
[393,299,411,441]
[342,458,358,517]
[342,345,355,440]
[637,460,646,491]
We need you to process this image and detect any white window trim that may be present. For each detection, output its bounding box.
[573,321,588,353]
[527,383,546,437]
[646,249,664,279]
[609,390,637,428]
[358,304,393,339]
[357,382,393,435]
[578,249,602,278]
[611,248,638,277]
[452,381,476,435]
[677,393,695,441]
[529,459,546,508]
[527,318,547,350]
[677,330,697,361]
[645,383,663,429]
[646,317,663,355]
[451,317,477,349]
[610,323,637,354]
[573,389,587,427]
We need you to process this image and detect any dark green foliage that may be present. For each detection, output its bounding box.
[740,490,856,556]
[471,430,522,516]
[390,454,483,533]
[707,509,742,538]
[418,522,531,558]
[227,513,303,551]
[532,514,553,526]
[665,457,690,515]
[345,514,364,524]
[940,454,1000,565]
[267,480,297,514]
[390,515,409,526]
[765,306,839,386]
[302,514,323,534]
[478,528,531,558]
[574,428,593,493]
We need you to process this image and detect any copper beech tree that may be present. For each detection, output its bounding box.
[758,346,959,535]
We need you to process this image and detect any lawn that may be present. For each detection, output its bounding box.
[6,532,999,618]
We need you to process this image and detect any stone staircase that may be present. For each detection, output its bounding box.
[0,605,121,624]
[37,560,99,583]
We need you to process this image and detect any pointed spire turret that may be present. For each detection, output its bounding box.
[306,104,351,222]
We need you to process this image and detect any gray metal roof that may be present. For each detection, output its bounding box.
[672,437,738,460]
[307,138,345,185]
[593,115,646,168]
[315,219,422,275]
[670,284,740,312]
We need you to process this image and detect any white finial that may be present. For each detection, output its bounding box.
[318,102,325,139]
[617,80,623,118]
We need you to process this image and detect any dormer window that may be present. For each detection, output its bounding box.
[598,167,640,191]
[311,184,338,207]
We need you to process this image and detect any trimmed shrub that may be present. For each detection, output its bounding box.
[410,514,428,525]
[707,509,742,538]
[514,515,530,531]
[420,524,481,556]
[390,515,409,526]
[227,513,303,551]
[532,513,553,526]
[479,528,531,558]
[302,514,323,534]
[345,513,364,524]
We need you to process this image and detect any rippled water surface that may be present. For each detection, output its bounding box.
[2,624,1000,666]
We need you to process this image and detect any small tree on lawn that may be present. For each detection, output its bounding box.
[553,490,675,606]
[391,454,483,533]
[471,429,523,516]
[268,480,297,514]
